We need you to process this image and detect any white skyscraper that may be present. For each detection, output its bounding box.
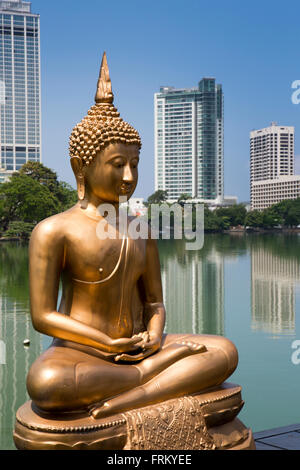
[250,123,294,183]
[250,123,300,210]
[0,0,41,183]
[154,78,224,203]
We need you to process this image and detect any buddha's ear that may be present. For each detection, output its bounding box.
[70,156,84,176]
[71,157,86,202]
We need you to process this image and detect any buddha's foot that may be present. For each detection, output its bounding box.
[90,340,207,420]
[160,340,207,364]
[115,340,207,363]
[151,339,207,368]
[179,340,207,354]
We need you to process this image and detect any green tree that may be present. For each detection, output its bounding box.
[245,210,263,228]
[56,181,78,210]
[4,221,35,240]
[268,199,293,225]
[177,193,192,206]
[18,162,59,194]
[0,196,5,234]
[0,174,60,231]
[204,206,223,232]
[0,162,78,238]
[261,208,282,228]
[219,216,231,230]
[215,204,247,227]
[18,162,77,211]
[285,204,300,227]
[146,190,168,206]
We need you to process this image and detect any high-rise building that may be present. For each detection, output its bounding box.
[250,123,294,182]
[154,78,224,203]
[250,123,297,210]
[0,0,41,183]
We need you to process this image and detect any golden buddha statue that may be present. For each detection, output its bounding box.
[14,53,255,450]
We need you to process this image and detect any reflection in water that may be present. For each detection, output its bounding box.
[159,239,225,336]
[0,243,43,450]
[250,236,300,335]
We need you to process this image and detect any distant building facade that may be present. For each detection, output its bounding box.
[0,0,41,183]
[252,175,300,211]
[250,123,298,210]
[154,78,224,204]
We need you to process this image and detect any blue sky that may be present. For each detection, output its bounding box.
[34,0,300,202]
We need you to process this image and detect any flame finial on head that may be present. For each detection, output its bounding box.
[95,52,114,105]
[69,52,142,166]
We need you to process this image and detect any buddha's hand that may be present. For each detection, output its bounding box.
[114,331,162,362]
[108,335,143,354]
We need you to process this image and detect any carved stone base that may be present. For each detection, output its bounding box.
[14,383,255,450]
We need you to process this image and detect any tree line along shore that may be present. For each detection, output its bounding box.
[1,165,300,241]
[146,190,300,233]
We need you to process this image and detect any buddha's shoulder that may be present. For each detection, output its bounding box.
[30,206,79,244]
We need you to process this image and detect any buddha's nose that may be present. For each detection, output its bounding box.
[122,164,135,183]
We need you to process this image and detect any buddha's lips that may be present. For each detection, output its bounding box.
[119,184,133,194]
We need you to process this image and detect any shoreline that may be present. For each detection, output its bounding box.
[223,227,300,234]
[1,228,300,244]
[0,237,27,243]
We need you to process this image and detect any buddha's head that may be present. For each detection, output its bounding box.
[69,53,142,204]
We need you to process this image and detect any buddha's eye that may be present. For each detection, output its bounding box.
[111,159,125,168]
[131,160,139,169]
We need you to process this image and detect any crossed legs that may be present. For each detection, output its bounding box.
[26,334,238,417]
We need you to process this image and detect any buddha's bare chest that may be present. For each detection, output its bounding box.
[65,231,146,284]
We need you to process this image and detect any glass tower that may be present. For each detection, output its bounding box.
[154,78,224,203]
[0,0,41,183]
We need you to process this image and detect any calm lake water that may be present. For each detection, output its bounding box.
[1,234,300,449]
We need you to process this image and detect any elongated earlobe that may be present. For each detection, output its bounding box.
[77,172,85,201]
[70,156,86,201]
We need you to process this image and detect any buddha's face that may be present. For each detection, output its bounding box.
[85,142,140,203]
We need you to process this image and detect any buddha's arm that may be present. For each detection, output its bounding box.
[29,221,142,354]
